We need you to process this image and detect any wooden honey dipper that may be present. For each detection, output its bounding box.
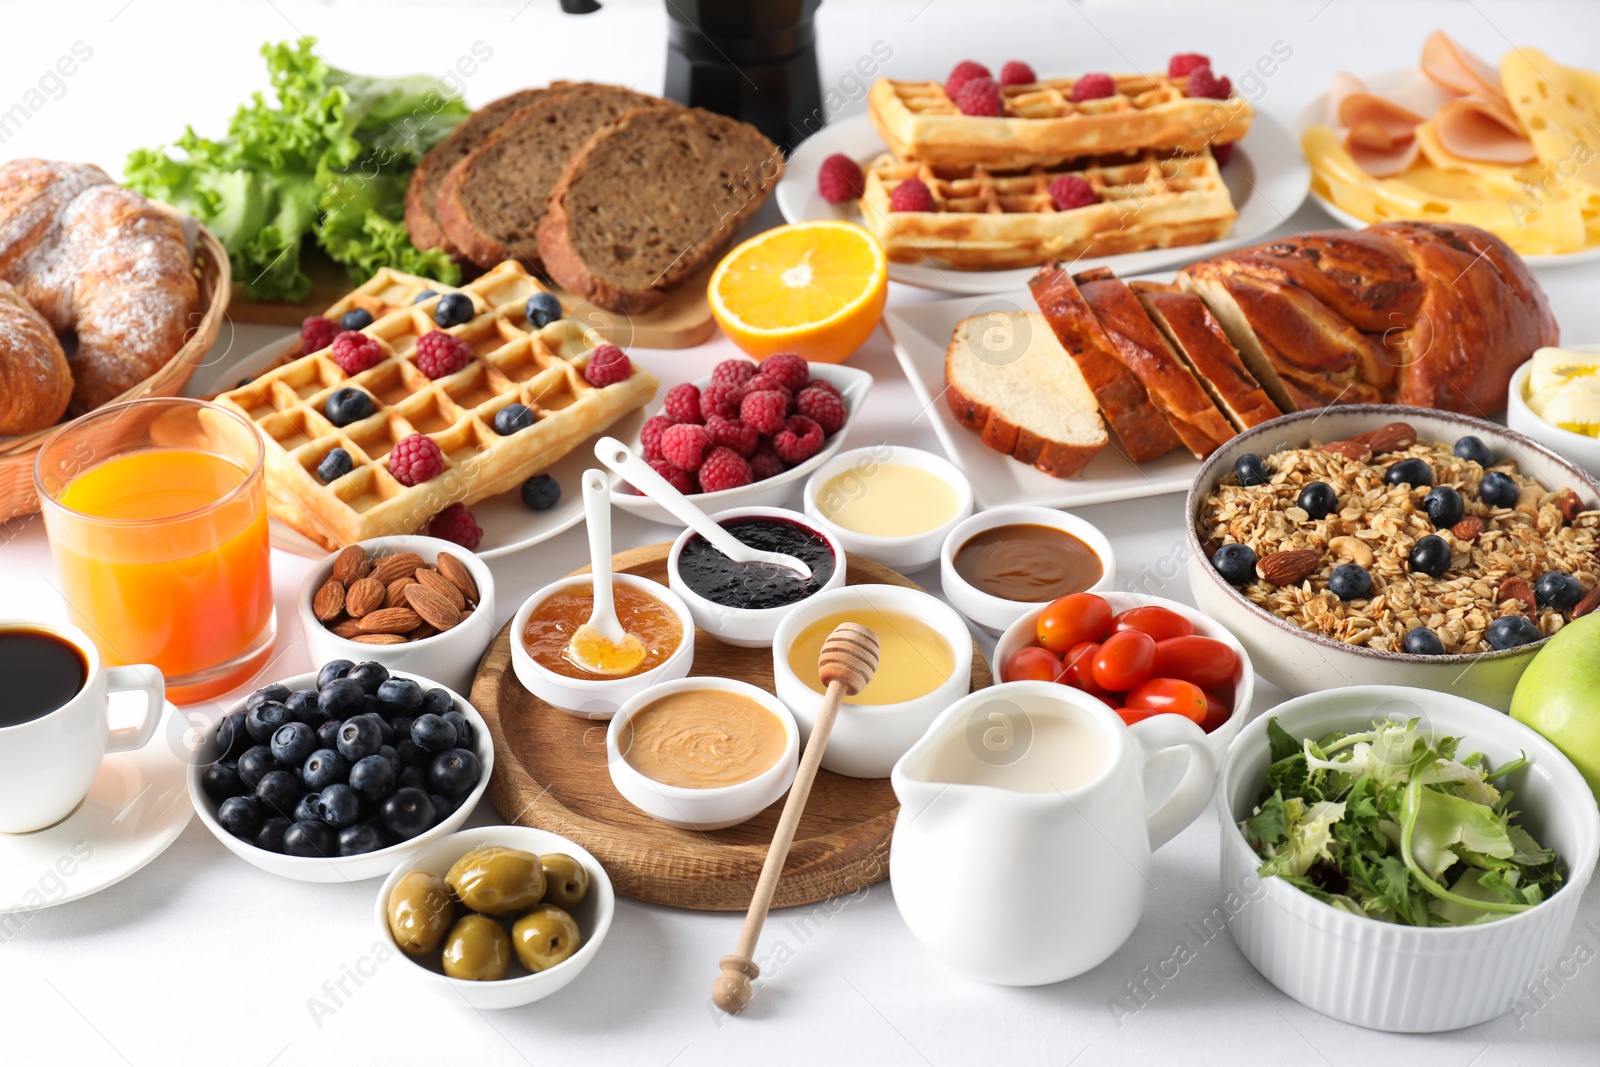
[713,622,880,1015]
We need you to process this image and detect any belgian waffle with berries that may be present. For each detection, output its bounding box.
[860,148,1236,270]
[868,68,1253,167]
[217,261,657,550]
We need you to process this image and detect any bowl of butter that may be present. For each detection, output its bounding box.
[1507,346,1600,476]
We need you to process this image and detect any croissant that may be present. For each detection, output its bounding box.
[0,280,71,435]
[0,159,196,421]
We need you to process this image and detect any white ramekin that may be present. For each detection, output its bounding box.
[668,506,847,649]
[374,825,614,1009]
[298,536,496,698]
[1219,685,1600,1033]
[802,445,974,573]
[771,583,973,778]
[509,573,695,720]
[188,669,493,883]
[606,677,799,830]
[1505,355,1600,478]
[991,591,1251,760]
[940,505,1117,635]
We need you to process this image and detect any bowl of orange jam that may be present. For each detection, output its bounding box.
[510,575,695,719]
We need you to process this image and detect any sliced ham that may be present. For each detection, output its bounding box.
[1421,30,1506,104]
[1337,93,1424,141]
[1348,136,1421,177]
[1327,71,1368,124]
[1432,96,1537,164]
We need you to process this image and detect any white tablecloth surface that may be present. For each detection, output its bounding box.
[2,1,1597,1063]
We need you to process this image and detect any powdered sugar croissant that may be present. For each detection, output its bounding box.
[0,158,196,417]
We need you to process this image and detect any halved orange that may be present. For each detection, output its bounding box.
[708,220,888,364]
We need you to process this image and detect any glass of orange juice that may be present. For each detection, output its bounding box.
[34,398,275,704]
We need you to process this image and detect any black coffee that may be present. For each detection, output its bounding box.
[0,627,88,727]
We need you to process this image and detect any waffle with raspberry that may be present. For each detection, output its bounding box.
[859,148,1236,270]
[868,72,1252,167]
[217,261,657,550]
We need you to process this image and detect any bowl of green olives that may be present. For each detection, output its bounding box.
[188,663,494,882]
[374,826,614,1009]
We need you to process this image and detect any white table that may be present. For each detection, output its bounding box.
[2,1,1597,1063]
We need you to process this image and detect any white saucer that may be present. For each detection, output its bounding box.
[776,109,1311,295]
[0,702,194,912]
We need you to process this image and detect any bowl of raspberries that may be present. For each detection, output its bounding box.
[609,352,871,526]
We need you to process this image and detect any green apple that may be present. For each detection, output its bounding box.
[1510,613,1600,800]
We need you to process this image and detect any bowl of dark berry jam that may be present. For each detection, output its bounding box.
[668,507,847,648]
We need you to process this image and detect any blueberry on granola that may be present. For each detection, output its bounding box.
[1211,543,1257,585]
[1453,435,1493,467]
[1402,627,1445,655]
[1408,535,1452,578]
[1422,485,1464,528]
[1385,458,1432,487]
[1297,481,1336,520]
[1328,563,1372,601]
[1487,615,1540,650]
[1535,570,1583,611]
[1234,453,1269,487]
[1478,471,1519,509]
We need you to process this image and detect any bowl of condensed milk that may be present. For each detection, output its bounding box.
[605,677,799,830]
[803,446,974,572]
[940,505,1117,634]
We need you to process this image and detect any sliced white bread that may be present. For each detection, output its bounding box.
[944,310,1108,478]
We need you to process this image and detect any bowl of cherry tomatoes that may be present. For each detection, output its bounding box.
[993,591,1253,758]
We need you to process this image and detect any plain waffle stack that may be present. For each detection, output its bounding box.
[860,149,1236,270]
[868,74,1252,166]
[217,261,657,550]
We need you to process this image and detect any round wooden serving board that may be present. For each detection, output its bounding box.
[470,543,992,911]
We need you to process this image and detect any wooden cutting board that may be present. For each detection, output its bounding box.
[469,543,993,911]
[229,251,717,349]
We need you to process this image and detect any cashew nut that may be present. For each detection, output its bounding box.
[1327,536,1375,568]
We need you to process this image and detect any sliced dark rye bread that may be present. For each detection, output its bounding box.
[404,88,556,258]
[1130,280,1281,430]
[434,84,671,270]
[538,106,782,314]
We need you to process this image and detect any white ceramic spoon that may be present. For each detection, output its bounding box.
[565,468,647,676]
[593,436,813,580]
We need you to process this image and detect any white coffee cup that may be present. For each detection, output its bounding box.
[0,620,164,833]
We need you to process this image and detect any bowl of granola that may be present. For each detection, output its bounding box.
[1186,406,1600,711]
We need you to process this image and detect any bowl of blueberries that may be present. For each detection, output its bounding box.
[1184,405,1600,712]
[188,661,494,882]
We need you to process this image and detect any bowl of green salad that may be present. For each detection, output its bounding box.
[1218,685,1599,1033]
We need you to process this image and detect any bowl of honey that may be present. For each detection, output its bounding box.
[803,446,974,573]
[771,584,973,778]
[606,677,800,830]
[510,574,695,720]
[667,507,846,649]
[940,506,1116,635]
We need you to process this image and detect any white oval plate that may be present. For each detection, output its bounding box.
[0,702,192,912]
[1292,66,1600,268]
[776,108,1310,295]
[185,333,643,560]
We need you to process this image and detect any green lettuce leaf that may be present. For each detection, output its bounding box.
[125,37,468,301]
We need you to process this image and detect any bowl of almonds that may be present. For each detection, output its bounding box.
[298,536,496,696]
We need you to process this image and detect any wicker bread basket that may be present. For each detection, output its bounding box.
[0,226,232,521]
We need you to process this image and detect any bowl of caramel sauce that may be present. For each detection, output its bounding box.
[940,506,1116,634]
